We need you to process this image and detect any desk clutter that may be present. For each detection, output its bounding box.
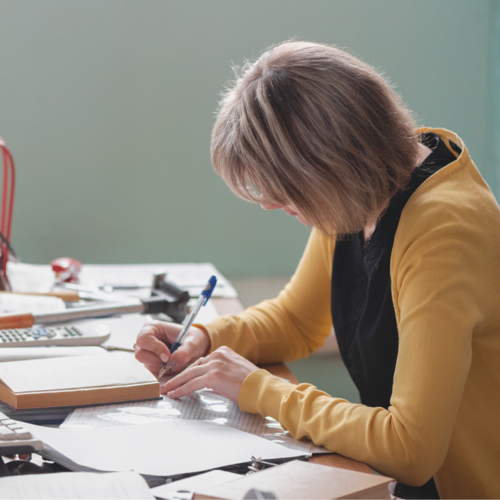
[0,261,392,499]
[0,460,392,499]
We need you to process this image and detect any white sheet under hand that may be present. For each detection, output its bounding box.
[21,419,305,477]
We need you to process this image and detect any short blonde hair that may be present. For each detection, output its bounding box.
[211,41,419,237]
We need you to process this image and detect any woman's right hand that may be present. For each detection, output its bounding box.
[134,321,211,376]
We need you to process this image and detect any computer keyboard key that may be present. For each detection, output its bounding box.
[0,427,16,440]
[14,429,32,440]
[7,424,24,431]
[1,419,17,426]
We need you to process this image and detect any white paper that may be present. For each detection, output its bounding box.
[151,470,239,500]
[62,389,328,454]
[0,346,107,363]
[21,420,305,477]
[0,293,65,314]
[7,262,237,298]
[0,471,154,499]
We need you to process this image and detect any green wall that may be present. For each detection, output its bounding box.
[0,0,497,278]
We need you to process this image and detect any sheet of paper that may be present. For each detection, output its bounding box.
[81,263,238,298]
[62,389,328,454]
[7,262,237,298]
[0,471,154,499]
[0,346,107,363]
[151,470,239,500]
[21,420,305,477]
[0,293,65,314]
[55,300,218,352]
[0,353,156,394]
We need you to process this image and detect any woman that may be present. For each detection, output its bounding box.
[135,41,500,499]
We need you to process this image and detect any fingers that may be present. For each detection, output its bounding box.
[134,347,164,375]
[135,321,181,367]
[163,326,211,374]
[161,361,211,397]
[135,322,212,377]
[161,346,258,404]
[165,343,197,374]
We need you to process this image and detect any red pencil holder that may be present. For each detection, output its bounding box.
[0,137,16,291]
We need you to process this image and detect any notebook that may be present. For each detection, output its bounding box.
[0,353,160,409]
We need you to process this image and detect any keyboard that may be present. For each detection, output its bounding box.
[0,324,111,347]
[0,413,42,455]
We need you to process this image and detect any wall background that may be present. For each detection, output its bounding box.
[0,0,498,279]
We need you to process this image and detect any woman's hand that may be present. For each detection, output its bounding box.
[134,321,210,376]
[161,346,259,404]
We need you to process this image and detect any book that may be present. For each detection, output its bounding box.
[193,460,392,500]
[0,353,160,409]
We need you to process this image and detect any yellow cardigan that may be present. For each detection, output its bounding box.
[204,129,500,499]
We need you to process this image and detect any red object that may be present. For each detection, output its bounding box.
[51,257,82,283]
[0,136,15,291]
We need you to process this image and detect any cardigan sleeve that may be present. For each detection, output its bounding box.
[238,164,496,487]
[203,228,335,364]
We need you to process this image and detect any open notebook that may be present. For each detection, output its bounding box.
[0,353,159,409]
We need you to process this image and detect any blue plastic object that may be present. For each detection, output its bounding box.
[170,341,181,354]
[201,275,217,305]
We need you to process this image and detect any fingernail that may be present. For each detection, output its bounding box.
[160,353,169,363]
[165,360,179,372]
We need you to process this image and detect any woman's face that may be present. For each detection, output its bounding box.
[260,201,311,226]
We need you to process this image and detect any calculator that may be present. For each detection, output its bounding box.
[0,324,111,347]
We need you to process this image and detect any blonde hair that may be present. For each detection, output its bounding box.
[211,41,419,237]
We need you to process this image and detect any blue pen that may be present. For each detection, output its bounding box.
[158,275,217,377]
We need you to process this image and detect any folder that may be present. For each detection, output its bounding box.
[193,460,392,499]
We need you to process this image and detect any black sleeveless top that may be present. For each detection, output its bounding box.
[331,133,461,499]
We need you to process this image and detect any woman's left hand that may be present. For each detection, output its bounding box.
[161,346,259,404]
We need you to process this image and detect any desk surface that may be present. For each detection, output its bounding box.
[211,298,372,475]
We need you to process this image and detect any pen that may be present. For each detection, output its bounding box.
[158,275,217,378]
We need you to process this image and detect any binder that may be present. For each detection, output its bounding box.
[193,460,392,499]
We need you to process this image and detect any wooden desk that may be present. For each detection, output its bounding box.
[211,298,372,475]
